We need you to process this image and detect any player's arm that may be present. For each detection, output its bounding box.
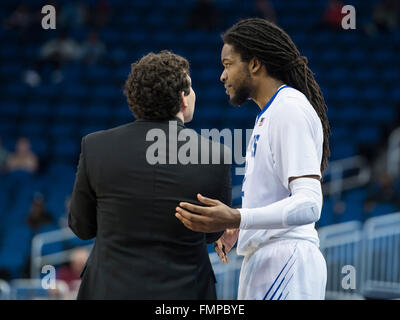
[238,175,322,229]
[175,175,322,232]
[68,136,97,240]
[237,99,324,230]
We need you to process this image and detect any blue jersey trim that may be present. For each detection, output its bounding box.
[256,85,291,122]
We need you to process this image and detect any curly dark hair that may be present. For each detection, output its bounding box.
[124,50,191,120]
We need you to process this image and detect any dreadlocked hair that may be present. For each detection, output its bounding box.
[222,18,331,174]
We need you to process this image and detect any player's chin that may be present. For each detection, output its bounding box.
[229,95,246,107]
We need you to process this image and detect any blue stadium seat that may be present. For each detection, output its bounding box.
[0,45,18,59]
[63,83,88,100]
[46,163,77,182]
[389,87,400,101]
[55,104,81,120]
[0,122,17,138]
[84,66,110,82]
[92,85,119,100]
[45,190,69,222]
[354,126,381,145]
[112,106,132,123]
[0,225,32,278]
[0,65,22,81]
[353,68,374,83]
[336,87,357,102]
[330,142,357,160]
[82,103,112,120]
[374,50,393,64]
[347,49,367,63]
[328,67,349,83]
[36,84,61,97]
[80,124,108,138]
[317,198,334,228]
[52,138,79,159]
[342,199,364,222]
[381,69,399,83]
[6,83,29,97]
[18,121,46,138]
[49,122,78,139]
[345,188,367,203]
[0,99,21,118]
[25,103,52,119]
[362,87,383,103]
[29,137,49,159]
[336,105,363,123]
[4,180,35,227]
[368,106,396,124]
[370,203,398,218]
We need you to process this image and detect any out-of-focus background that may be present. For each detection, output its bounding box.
[0,0,399,300]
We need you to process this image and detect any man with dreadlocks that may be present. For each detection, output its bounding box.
[175,18,330,300]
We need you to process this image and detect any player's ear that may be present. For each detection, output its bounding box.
[249,57,262,75]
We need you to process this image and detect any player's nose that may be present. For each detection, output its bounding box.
[220,70,226,83]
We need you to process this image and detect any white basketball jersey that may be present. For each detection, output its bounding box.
[237,85,324,256]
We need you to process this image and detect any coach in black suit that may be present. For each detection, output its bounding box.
[68,51,232,299]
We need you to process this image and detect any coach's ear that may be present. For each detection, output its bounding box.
[180,91,189,111]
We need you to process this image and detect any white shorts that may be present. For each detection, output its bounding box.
[237,239,327,300]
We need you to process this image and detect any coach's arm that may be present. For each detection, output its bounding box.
[205,158,232,243]
[68,136,97,240]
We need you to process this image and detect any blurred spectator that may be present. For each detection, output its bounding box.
[59,195,72,229]
[332,199,346,223]
[24,31,81,86]
[88,0,111,28]
[80,31,106,65]
[0,136,9,173]
[254,0,277,23]
[321,0,345,30]
[363,172,400,217]
[25,193,53,232]
[7,137,38,173]
[59,1,88,30]
[4,4,33,32]
[188,0,220,31]
[57,248,88,289]
[39,31,81,67]
[365,0,399,35]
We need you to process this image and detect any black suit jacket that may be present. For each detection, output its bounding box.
[68,118,232,299]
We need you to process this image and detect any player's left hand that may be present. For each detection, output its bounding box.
[175,193,241,232]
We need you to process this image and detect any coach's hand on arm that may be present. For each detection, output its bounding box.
[175,193,241,233]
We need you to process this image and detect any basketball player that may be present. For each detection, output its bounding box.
[175,18,331,300]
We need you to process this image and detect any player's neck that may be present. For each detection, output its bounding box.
[253,78,284,110]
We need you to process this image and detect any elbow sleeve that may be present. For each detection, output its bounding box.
[239,177,322,229]
[284,178,322,226]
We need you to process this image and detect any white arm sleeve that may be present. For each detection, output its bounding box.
[239,177,323,229]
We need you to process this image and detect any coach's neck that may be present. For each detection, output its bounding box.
[175,111,185,124]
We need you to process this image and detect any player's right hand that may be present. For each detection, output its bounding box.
[214,229,239,263]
